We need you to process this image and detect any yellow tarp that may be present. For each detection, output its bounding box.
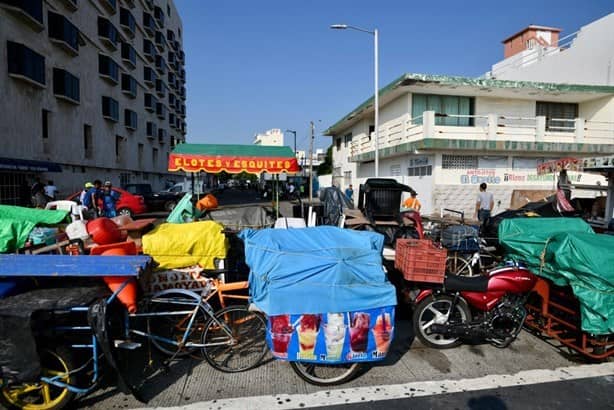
[142,221,228,269]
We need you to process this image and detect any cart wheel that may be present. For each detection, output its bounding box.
[201,306,267,372]
[147,291,208,357]
[1,348,75,410]
[289,362,363,386]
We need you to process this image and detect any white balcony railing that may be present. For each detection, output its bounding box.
[349,110,614,158]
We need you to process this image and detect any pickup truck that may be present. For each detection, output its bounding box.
[122,183,183,212]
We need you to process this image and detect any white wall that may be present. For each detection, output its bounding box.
[474,97,536,126]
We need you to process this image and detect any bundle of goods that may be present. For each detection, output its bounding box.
[441,224,479,252]
[240,226,396,363]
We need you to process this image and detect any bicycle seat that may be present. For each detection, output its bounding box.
[443,274,488,292]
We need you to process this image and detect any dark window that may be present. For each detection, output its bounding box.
[121,42,136,67]
[153,6,164,26]
[343,133,352,148]
[407,165,432,177]
[335,137,341,151]
[115,135,122,159]
[98,54,118,83]
[166,4,171,17]
[169,93,176,106]
[155,31,165,48]
[119,8,135,36]
[536,101,579,132]
[142,12,155,33]
[168,71,176,87]
[83,124,92,158]
[42,109,49,139]
[143,39,155,58]
[0,0,43,24]
[155,55,166,73]
[144,93,156,111]
[158,128,167,143]
[152,147,158,165]
[7,41,45,85]
[101,0,116,12]
[156,102,166,119]
[97,17,118,48]
[124,109,137,129]
[53,68,80,102]
[412,94,475,126]
[146,121,157,137]
[138,143,144,167]
[169,112,176,126]
[121,74,137,98]
[155,79,166,97]
[167,29,175,42]
[143,66,156,84]
[48,11,79,52]
[178,28,181,38]
[102,96,119,121]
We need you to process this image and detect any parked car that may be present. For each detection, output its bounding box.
[123,183,182,212]
[162,182,221,197]
[66,187,147,218]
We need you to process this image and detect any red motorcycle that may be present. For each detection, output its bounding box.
[412,262,537,349]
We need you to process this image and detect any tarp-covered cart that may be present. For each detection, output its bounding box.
[499,218,614,359]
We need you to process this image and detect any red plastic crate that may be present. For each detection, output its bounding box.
[395,239,447,283]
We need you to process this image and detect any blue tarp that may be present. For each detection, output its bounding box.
[239,227,397,316]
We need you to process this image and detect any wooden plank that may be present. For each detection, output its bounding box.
[0,254,151,277]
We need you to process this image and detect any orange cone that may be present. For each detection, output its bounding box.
[101,248,138,313]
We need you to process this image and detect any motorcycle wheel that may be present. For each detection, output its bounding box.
[289,362,363,386]
[413,295,471,349]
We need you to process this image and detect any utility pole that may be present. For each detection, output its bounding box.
[309,121,315,203]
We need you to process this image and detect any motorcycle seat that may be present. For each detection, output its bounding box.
[444,274,489,292]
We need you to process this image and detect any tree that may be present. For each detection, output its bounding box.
[317,145,333,175]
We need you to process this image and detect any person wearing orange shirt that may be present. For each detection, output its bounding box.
[403,192,421,211]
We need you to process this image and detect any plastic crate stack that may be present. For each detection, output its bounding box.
[395,239,447,283]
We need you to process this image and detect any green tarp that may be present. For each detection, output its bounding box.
[0,205,68,253]
[499,218,614,334]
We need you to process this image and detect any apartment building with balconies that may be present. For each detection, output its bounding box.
[325,73,614,215]
[0,0,188,204]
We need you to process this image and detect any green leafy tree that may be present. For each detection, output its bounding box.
[317,145,333,175]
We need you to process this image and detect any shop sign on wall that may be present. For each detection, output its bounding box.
[439,169,598,186]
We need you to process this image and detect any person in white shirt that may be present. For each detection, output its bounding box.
[44,180,58,199]
[475,182,494,230]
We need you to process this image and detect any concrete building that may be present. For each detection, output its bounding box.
[253,128,284,146]
[489,13,614,85]
[325,73,614,216]
[0,0,187,205]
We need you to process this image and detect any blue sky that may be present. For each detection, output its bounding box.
[180,0,613,153]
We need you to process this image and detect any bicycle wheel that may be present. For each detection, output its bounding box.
[289,362,363,386]
[1,348,75,410]
[445,254,473,277]
[201,306,267,372]
[147,291,207,357]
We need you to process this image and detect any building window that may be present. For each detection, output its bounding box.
[98,54,118,83]
[155,79,166,97]
[124,109,137,130]
[407,165,432,177]
[166,3,171,17]
[153,6,164,27]
[442,155,478,169]
[119,8,136,37]
[156,102,166,119]
[102,96,119,122]
[53,68,80,103]
[158,128,167,144]
[536,101,579,132]
[155,55,166,74]
[146,121,157,138]
[169,93,176,106]
[152,147,159,166]
[143,11,155,34]
[42,109,49,139]
[115,135,123,160]
[1,0,43,26]
[390,164,401,176]
[167,29,175,42]
[137,143,144,167]
[478,156,507,168]
[343,133,352,148]
[144,66,156,85]
[412,94,475,126]
[144,93,156,111]
[83,124,92,158]
[7,41,45,86]
[48,11,79,54]
[335,137,342,151]
[100,0,117,13]
[121,74,137,98]
[121,42,136,68]
[97,17,118,49]
[143,39,155,59]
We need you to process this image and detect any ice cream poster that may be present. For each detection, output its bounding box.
[267,306,395,363]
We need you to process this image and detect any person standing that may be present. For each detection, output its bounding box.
[475,183,494,230]
[44,180,58,199]
[345,184,354,201]
[82,180,102,217]
[79,182,93,204]
[102,181,120,217]
[403,192,421,211]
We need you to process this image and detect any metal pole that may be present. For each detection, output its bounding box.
[309,121,315,203]
[374,28,379,178]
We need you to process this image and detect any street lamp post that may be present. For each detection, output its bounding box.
[285,129,297,155]
[330,24,379,177]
